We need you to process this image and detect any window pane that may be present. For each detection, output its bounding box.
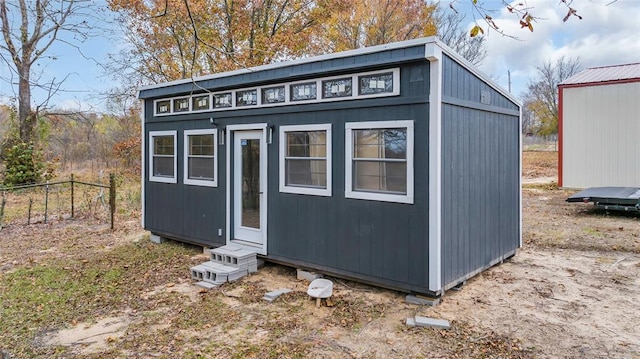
[353,161,406,194]
[156,100,170,114]
[383,129,407,159]
[173,97,190,112]
[189,134,214,156]
[189,157,215,180]
[286,131,326,157]
[286,159,326,187]
[192,95,210,111]
[236,89,257,106]
[262,86,285,104]
[153,156,174,177]
[359,72,393,95]
[214,93,232,108]
[353,128,406,159]
[291,82,317,101]
[322,78,352,98]
[154,136,174,155]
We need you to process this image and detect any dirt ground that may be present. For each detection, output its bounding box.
[1,151,639,358]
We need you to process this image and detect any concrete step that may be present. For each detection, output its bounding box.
[189,259,250,286]
[210,244,258,273]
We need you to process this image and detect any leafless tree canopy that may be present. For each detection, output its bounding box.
[524,56,582,136]
[0,0,101,143]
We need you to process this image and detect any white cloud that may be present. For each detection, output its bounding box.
[471,0,640,97]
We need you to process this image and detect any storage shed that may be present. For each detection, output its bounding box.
[559,63,640,188]
[138,37,521,296]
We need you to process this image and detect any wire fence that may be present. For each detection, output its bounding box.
[0,174,116,231]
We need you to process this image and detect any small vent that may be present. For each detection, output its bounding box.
[480,90,491,105]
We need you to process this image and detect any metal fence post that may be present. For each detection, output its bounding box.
[28,198,33,225]
[0,192,5,230]
[71,173,74,218]
[109,174,116,230]
[44,181,49,224]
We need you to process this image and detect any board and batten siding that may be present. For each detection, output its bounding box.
[562,82,640,188]
[145,118,227,247]
[440,55,521,288]
[266,102,430,293]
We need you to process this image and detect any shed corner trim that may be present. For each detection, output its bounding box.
[426,44,443,293]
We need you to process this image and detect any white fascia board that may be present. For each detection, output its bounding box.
[138,37,439,93]
[426,43,443,293]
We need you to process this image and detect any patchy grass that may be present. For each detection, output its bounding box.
[0,240,201,358]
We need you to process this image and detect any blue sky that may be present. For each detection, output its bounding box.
[1,0,639,112]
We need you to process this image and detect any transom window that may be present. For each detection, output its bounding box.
[184,129,218,187]
[279,124,332,196]
[345,121,413,204]
[149,130,177,183]
[322,78,352,98]
[151,68,399,115]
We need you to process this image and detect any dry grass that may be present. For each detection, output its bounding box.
[1,158,639,358]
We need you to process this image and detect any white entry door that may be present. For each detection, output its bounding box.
[233,130,266,247]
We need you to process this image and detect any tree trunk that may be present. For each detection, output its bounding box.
[18,66,35,143]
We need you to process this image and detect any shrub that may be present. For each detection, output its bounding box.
[1,142,48,186]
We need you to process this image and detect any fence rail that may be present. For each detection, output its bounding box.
[0,174,116,230]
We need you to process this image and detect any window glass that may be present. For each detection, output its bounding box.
[192,95,210,111]
[214,93,232,108]
[322,78,352,98]
[236,89,257,106]
[156,100,170,114]
[285,130,327,188]
[359,72,393,95]
[173,97,190,112]
[187,134,215,180]
[153,135,174,177]
[262,86,285,104]
[352,128,407,194]
[291,82,317,101]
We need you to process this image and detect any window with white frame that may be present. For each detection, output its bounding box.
[184,129,218,187]
[345,121,413,204]
[279,124,331,196]
[149,130,177,183]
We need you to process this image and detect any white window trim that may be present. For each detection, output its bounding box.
[183,129,218,187]
[279,124,332,196]
[152,68,400,116]
[149,130,177,184]
[345,120,414,204]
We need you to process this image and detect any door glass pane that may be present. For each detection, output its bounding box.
[241,139,260,229]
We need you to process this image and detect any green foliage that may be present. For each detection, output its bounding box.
[1,142,45,186]
[1,142,57,186]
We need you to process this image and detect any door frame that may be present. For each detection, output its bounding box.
[226,123,268,255]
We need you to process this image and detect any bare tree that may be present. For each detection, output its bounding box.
[436,9,486,66]
[0,0,98,144]
[525,56,581,136]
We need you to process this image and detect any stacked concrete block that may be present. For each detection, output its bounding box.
[190,244,258,287]
[210,245,258,273]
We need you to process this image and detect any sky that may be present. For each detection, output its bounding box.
[1,0,639,112]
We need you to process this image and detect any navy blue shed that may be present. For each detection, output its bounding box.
[138,37,522,296]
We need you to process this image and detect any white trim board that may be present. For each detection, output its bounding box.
[140,100,146,228]
[225,123,269,255]
[279,123,332,197]
[344,120,414,204]
[183,128,218,187]
[426,46,443,294]
[148,130,178,184]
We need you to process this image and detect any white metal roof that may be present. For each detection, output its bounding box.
[561,62,640,86]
